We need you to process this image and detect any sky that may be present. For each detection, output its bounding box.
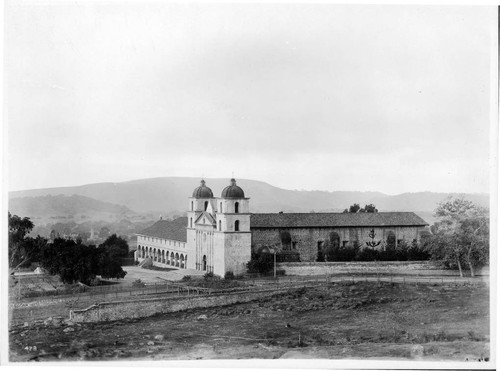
[5,2,496,194]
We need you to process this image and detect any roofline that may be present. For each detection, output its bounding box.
[250,211,423,215]
[250,224,428,228]
[136,234,187,242]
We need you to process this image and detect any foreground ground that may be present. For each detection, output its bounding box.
[9,280,489,362]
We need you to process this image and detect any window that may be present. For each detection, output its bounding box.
[220,202,223,212]
[235,220,240,231]
[204,201,208,211]
[219,220,222,231]
[292,241,298,250]
[191,201,193,211]
[329,232,340,249]
[190,218,193,228]
[386,231,396,249]
[343,240,349,247]
[235,202,239,213]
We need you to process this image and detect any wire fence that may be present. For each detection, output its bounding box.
[10,271,484,303]
[10,276,211,301]
[9,273,486,326]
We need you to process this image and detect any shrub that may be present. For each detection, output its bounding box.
[356,248,380,261]
[181,275,192,281]
[132,279,145,287]
[379,247,397,261]
[408,239,430,260]
[247,252,274,274]
[204,271,214,280]
[325,244,336,262]
[316,249,325,262]
[224,271,235,280]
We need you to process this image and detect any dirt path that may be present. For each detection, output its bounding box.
[9,281,489,362]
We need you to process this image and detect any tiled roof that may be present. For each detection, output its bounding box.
[250,212,428,228]
[137,217,187,242]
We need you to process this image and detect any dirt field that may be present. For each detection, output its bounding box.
[9,281,489,362]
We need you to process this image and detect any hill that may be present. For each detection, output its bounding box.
[8,194,135,220]
[9,177,489,222]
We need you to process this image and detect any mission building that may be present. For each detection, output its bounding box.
[135,179,428,276]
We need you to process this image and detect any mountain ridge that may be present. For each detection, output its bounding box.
[9,176,489,217]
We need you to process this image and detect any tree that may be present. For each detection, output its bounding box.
[362,204,378,213]
[96,246,127,280]
[457,215,489,277]
[426,196,489,277]
[40,238,99,285]
[8,212,38,271]
[39,237,127,285]
[279,230,292,250]
[247,252,274,274]
[343,203,378,213]
[99,234,129,258]
[325,232,340,261]
[348,204,361,213]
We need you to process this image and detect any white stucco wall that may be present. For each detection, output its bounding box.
[135,234,188,269]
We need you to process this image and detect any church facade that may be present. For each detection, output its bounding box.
[135,179,251,276]
[135,179,428,276]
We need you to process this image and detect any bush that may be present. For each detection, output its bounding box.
[316,249,325,262]
[247,252,274,274]
[204,271,221,280]
[356,248,380,261]
[132,279,145,287]
[181,275,192,281]
[204,271,214,280]
[224,271,235,280]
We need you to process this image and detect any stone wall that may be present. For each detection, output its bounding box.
[70,288,287,323]
[252,226,427,262]
[277,261,455,276]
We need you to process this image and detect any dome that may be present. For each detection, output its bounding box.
[192,180,214,198]
[221,178,245,198]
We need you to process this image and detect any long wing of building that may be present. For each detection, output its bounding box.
[135,179,429,275]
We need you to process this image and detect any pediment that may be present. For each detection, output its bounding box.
[194,211,216,226]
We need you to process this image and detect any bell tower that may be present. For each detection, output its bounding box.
[186,179,214,270]
[213,179,251,276]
